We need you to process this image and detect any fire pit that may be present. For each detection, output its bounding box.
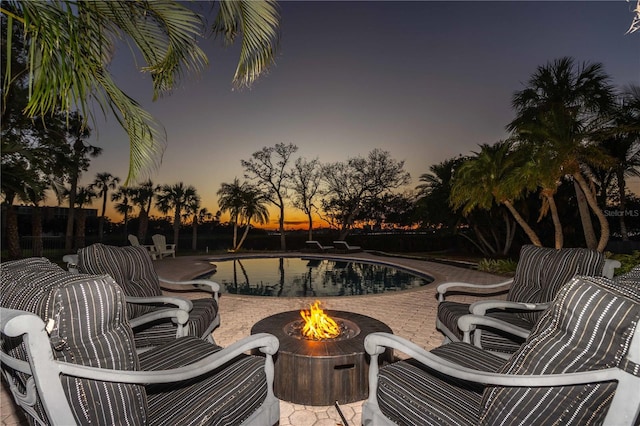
[251,303,393,406]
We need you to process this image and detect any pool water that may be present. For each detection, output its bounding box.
[199,257,433,297]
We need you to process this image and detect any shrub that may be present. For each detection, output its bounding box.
[477,258,518,276]
[607,251,640,275]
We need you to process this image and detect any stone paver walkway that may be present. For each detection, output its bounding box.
[1,251,505,426]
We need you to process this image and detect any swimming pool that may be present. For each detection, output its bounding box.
[199,256,434,297]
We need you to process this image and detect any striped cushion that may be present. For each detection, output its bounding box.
[437,301,472,341]
[132,298,219,347]
[1,258,147,425]
[376,343,504,425]
[508,245,605,323]
[77,243,161,319]
[140,337,269,426]
[616,265,640,285]
[480,275,640,425]
[474,311,530,354]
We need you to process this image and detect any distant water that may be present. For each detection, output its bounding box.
[197,257,433,297]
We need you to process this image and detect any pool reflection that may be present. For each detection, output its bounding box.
[200,257,433,297]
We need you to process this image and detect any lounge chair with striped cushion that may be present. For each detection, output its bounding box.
[0,257,280,425]
[436,245,611,357]
[75,243,220,349]
[363,273,640,425]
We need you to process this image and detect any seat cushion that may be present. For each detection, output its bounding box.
[78,243,162,318]
[480,275,640,425]
[376,342,504,426]
[1,258,147,425]
[132,298,219,348]
[437,301,471,340]
[140,336,269,426]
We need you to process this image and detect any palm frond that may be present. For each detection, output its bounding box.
[213,0,280,88]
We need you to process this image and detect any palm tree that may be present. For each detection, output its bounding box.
[450,140,542,247]
[415,157,465,231]
[90,172,120,241]
[72,185,97,249]
[131,180,158,243]
[156,182,199,250]
[234,186,270,252]
[217,178,248,250]
[1,1,280,183]
[183,196,205,251]
[1,144,35,259]
[508,57,615,252]
[511,138,566,248]
[111,187,136,240]
[61,113,101,251]
[594,84,640,240]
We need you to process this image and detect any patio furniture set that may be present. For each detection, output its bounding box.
[1,244,638,425]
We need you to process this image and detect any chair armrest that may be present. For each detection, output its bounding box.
[457,314,531,344]
[603,259,621,279]
[0,309,78,424]
[129,308,190,329]
[469,300,550,316]
[62,254,79,273]
[437,278,513,302]
[125,295,193,312]
[53,333,279,384]
[364,332,627,387]
[158,276,220,294]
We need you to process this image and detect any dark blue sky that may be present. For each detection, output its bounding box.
[87,1,639,224]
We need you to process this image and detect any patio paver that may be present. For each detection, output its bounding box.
[1,251,505,426]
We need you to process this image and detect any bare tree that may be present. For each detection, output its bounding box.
[321,149,411,240]
[290,157,322,241]
[242,143,298,250]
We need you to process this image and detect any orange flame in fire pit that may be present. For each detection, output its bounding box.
[300,301,340,340]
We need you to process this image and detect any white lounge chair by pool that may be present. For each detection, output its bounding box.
[305,240,334,252]
[333,241,362,252]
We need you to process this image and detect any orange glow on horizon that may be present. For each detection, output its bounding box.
[101,206,322,231]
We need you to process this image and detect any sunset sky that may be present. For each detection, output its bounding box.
[80,1,639,229]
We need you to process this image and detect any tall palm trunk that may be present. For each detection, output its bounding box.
[192,217,198,251]
[232,222,239,250]
[75,209,86,249]
[173,208,181,251]
[503,200,542,246]
[573,172,609,252]
[138,209,149,243]
[98,193,107,242]
[574,180,597,250]
[31,206,43,257]
[65,138,83,251]
[234,220,252,251]
[616,168,630,241]
[5,203,22,259]
[541,190,563,249]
